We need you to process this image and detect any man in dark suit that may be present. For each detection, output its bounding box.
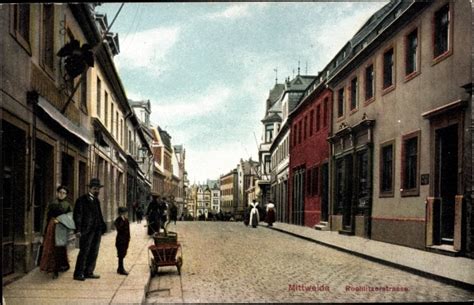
[73,178,107,281]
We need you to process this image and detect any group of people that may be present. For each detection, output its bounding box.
[243,199,276,228]
[145,193,178,235]
[39,178,131,281]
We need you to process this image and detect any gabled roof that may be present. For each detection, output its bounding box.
[262,111,282,123]
[285,74,316,92]
[268,83,285,103]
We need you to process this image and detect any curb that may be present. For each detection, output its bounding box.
[267,226,474,291]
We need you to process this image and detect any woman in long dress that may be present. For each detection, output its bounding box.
[265,201,276,227]
[249,200,260,228]
[40,185,72,279]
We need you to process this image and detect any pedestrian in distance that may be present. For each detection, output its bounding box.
[168,195,178,225]
[73,178,107,281]
[136,205,143,224]
[146,193,161,235]
[249,199,260,228]
[265,200,276,227]
[132,201,138,223]
[158,196,168,231]
[114,206,130,275]
[40,185,74,279]
[243,204,250,226]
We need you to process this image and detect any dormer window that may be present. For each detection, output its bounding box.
[265,124,274,143]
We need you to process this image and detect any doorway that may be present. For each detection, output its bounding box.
[335,155,353,230]
[2,121,26,276]
[435,124,458,245]
[321,163,329,222]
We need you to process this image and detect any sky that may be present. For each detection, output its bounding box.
[96,2,388,184]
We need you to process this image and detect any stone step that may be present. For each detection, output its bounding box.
[314,222,330,231]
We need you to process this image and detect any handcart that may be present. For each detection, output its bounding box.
[148,231,183,277]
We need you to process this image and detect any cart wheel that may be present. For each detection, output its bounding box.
[177,257,183,275]
[149,258,157,277]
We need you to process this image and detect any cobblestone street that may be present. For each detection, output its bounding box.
[146,222,474,303]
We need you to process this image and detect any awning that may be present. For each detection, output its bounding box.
[37,96,92,144]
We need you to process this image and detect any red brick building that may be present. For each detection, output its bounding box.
[289,79,332,228]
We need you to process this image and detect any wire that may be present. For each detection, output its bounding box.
[106,3,125,35]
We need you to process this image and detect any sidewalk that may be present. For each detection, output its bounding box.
[3,222,152,305]
[268,222,474,290]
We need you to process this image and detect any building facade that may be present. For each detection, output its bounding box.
[288,75,331,229]
[220,169,238,215]
[326,1,472,255]
[273,74,316,225]
[258,83,285,207]
[1,3,152,279]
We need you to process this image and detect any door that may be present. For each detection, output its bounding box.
[335,155,353,229]
[435,124,458,244]
[3,166,14,276]
[321,163,329,222]
[342,155,353,229]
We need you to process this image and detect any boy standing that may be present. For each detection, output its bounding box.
[114,207,130,275]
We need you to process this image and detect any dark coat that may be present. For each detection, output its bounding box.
[114,216,130,258]
[146,199,161,234]
[73,194,107,235]
[169,202,178,221]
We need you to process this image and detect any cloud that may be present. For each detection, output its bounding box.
[115,26,181,75]
[206,3,268,20]
[185,142,247,182]
[150,86,233,125]
[306,3,387,67]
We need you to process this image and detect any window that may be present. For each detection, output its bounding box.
[265,124,274,143]
[110,103,114,132]
[105,92,109,127]
[365,64,374,101]
[313,166,319,196]
[401,131,420,196]
[42,4,54,71]
[298,121,302,144]
[350,77,358,111]
[293,124,297,147]
[120,119,123,146]
[264,155,271,175]
[11,4,30,51]
[306,168,312,196]
[80,71,88,112]
[316,105,321,131]
[96,78,101,118]
[115,111,119,138]
[310,110,314,136]
[323,98,328,127]
[383,48,394,89]
[380,141,394,196]
[434,4,450,59]
[406,29,418,75]
[303,116,307,140]
[337,88,344,117]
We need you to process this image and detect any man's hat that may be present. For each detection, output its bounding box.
[151,191,160,197]
[88,178,103,188]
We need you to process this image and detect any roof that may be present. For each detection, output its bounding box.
[158,127,172,151]
[284,74,316,92]
[267,83,285,107]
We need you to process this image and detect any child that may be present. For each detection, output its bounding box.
[114,207,130,275]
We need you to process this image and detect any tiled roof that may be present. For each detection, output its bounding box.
[158,127,172,151]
